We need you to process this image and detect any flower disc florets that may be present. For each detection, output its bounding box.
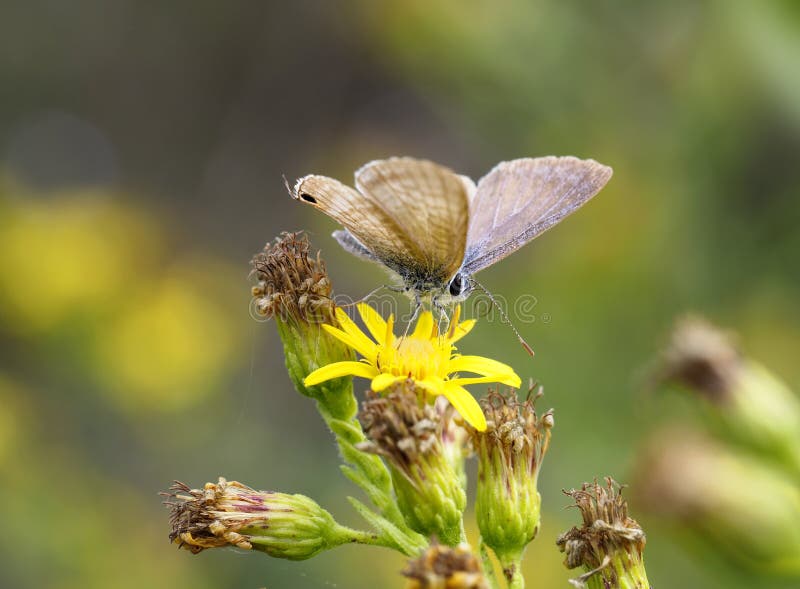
[403,542,489,589]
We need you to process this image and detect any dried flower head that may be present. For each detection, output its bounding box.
[250,231,334,324]
[655,315,742,401]
[469,387,552,568]
[403,542,489,589]
[557,478,649,588]
[474,386,553,463]
[358,381,466,545]
[358,382,443,471]
[162,477,346,560]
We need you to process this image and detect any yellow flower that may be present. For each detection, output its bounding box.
[304,303,521,431]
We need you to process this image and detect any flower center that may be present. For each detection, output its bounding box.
[378,335,450,381]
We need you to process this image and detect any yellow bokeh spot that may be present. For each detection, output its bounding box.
[92,270,238,413]
[0,191,160,333]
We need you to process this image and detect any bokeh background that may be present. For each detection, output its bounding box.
[1,1,799,587]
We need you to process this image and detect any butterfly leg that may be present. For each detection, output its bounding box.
[398,294,422,343]
[431,295,451,331]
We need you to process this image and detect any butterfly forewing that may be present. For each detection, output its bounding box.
[463,157,612,274]
[293,174,421,277]
[295,157,470,286]
[354,158,470,284]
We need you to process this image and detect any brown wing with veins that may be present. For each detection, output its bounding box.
[293,157,470,286]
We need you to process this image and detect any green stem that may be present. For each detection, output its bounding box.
[506,557,525,589]
[334,524,397,549]
[316,401,427,555]
[316,402,402,525]
[479,538,502,589]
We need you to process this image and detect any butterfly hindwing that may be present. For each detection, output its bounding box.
[463,156,612,274]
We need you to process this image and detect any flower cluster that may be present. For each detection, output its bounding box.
[163,231,657,589]
[640,316,800,573]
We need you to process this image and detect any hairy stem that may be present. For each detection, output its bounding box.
[317,401,427,555]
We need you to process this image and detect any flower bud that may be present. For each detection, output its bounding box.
[250,232,355,419]
[163,477,364,560]
[469,388,552,571]
[358,382,466,546]
[634,429,800,574]
[403,542,489,589]
[654,316,800,477]
[557,478,650,589]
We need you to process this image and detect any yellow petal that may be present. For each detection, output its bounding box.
[411,311,435,339]
[449,374,522,388]
[323,321,377,362]
[442,383,487,431]
[304,361,378,386]
[371,372,404,392]
[449,319,476,343]
[448,355,519,378]
[356,303,388,343]
[385,313,395,346]
[414,377,447,398]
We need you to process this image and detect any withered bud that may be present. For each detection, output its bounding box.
[654,315,742,401]
[358,381,466,546]
[469,387,552,567]
[653,317,800,478]
[633,429,800,573]
[557,478,649,589]
[403,542,489,589]
[250,232,356,418]
[162,477,349,560]
[250,231,334,324]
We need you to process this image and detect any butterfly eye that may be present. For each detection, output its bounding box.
[299,193,317,204]
[448,274,464,297]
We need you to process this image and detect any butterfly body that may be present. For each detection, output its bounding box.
[293,156,612,305]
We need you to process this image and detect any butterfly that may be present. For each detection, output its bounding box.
[292,156,612,305]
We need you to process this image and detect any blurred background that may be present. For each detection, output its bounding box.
[1,1,799,587]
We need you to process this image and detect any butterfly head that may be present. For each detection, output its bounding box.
[446,271,473,302]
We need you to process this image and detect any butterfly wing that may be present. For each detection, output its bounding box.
[294,157,471,286]
[332,229,380,263]
[462,156,612,274]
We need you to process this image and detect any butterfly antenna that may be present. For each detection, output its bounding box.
[471,278,535,357]
[282,174,293,197]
